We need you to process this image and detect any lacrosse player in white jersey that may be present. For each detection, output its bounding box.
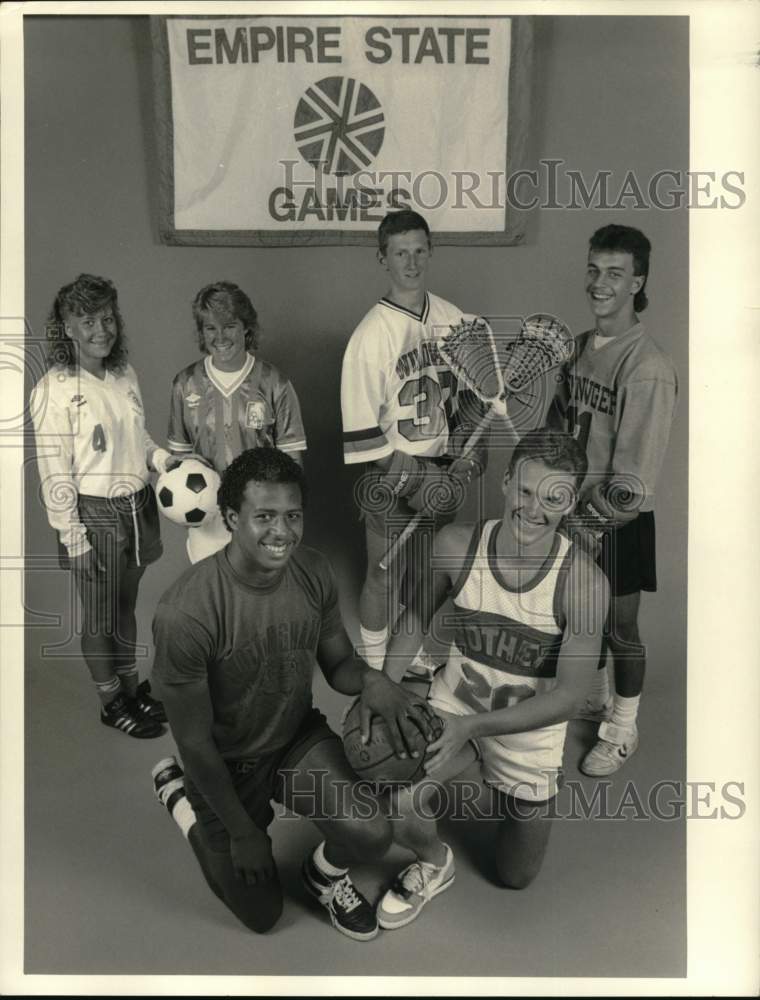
[340,209,487,675]
[31,274,174,737]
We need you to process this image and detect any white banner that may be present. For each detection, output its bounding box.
[155,16,530,245]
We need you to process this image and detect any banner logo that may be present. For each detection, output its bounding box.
[293,76,385,176]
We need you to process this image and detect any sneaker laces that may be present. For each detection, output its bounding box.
[332,875,362,913]
[396,859,440,897]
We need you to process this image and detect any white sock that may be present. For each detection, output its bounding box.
[610,693,640,732]
[171,796,197,839]
[590,665,610,705]
[313,840,347,877]
[154,764,197,839]
[359,625,388,671]
[409,646,437,676]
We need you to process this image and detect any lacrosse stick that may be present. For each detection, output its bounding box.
[379,314,574,571]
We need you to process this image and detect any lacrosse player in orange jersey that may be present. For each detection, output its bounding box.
[548,225,678,776]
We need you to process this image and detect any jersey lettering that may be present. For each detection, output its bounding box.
[92,423,107,453]
[566,405,592,453]
[454,660,536,713]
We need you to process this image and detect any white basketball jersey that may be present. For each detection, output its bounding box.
[438,519,573,760]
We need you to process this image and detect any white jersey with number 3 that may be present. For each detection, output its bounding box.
[341,292,466,465]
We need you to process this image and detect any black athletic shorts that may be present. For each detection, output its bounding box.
[599,510,657,596]
[57,484,162,571]
[184,707,339,851]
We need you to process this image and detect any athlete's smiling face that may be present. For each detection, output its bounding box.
[502,458,577,549]
[585,250,643,329]
[381,229,432,299]
[64,307,117,373]
[226,480,304,577]
[200,307,249,372]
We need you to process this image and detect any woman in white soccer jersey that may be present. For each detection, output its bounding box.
[167,281,307,563]
[31,274,173,738]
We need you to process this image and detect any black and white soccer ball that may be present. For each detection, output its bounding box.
[156,459,221,527]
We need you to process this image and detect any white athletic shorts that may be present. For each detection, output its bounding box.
[429,673,567,803]
[186,509,231,564]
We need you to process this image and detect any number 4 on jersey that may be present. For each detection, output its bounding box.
[92,423,107,452]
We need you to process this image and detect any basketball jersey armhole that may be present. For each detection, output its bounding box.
[449,520,485,601]
[552,541,576,633]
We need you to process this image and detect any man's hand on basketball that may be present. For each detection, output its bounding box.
[359,670,438,759]
[230,829,276,885]
[424,712,471,775]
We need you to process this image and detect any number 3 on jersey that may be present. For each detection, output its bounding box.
[92,423,107,453]
[397,371,456,442]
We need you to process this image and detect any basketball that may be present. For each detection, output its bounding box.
[341,693,444,785]
[156,459,221,527]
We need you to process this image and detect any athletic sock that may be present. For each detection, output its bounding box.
[115,664,139,699]
[95,676,121,707]
[313,840,348,877]
[590,664,610,705]
[169,796,196,839]
[610,693,640,733]
[152,761,197,839]
[359,625,388,671]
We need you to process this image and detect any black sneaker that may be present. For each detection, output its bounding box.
[302,851,378,941]
[135,679,167,723]
[101,692,165,739]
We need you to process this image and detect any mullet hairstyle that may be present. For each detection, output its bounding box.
[377,209,432,257]
[589,224,652,313]
[45,274,128,373]
[218,447,307,530]
[507,429,589,493]
[192,281,260,355]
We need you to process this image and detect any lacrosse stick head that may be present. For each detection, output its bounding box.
[501,313,574,396]
[438,315,506,405]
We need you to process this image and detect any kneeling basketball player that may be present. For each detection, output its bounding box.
[376,430,608,927]
[150,448,436,939]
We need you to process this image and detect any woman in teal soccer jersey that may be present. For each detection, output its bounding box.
[167,281,307,562]
[31,274,174,738]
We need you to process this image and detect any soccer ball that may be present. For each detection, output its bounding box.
[156,459,221,527]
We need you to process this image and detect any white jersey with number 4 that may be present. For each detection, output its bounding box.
[341,292,467,465]
[31,364,167,554]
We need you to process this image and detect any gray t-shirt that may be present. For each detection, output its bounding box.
[152,545,343,760]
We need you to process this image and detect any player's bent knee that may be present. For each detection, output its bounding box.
[232,891,284,934]
[496,865,540,891]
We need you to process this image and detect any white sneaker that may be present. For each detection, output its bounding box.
[377,844,455,929]
[580,721,639,776]
[575,696,614,724]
